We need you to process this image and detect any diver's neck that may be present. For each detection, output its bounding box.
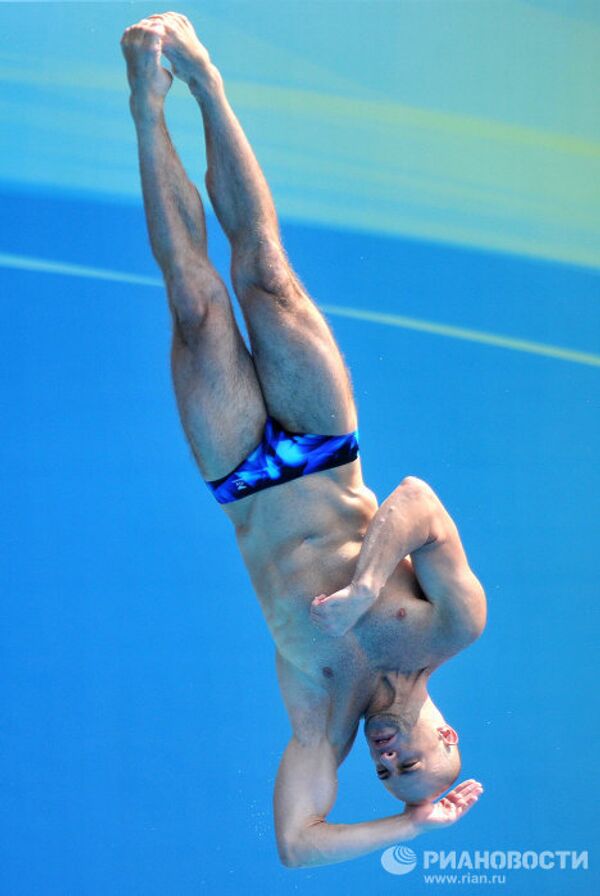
[365,667,431,730]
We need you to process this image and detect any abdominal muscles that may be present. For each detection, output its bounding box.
[234,465,377,648]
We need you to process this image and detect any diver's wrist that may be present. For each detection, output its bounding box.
[398,812,422,841]
[350,576,379,604]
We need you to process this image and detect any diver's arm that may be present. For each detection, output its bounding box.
[274,654,415,866]
[311,477,486,640]
[274,656,483,867]
[274,736,417,867]
[274,738,483,867]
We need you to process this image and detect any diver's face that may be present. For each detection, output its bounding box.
[365,715,458,804]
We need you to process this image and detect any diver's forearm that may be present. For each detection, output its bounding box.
[286,814,419,868]
[352,478,436,598]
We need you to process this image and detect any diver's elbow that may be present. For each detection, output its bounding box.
[278,847,309,869]
[467,580,488,642]
[277,828,323,868]
[277,834,305,868]
[279,851,304,869]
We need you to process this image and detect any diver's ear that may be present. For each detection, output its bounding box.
[437,725,459,745]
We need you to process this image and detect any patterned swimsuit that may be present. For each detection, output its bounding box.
[205,416,360,504]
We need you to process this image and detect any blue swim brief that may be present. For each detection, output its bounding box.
[205,416,360,504]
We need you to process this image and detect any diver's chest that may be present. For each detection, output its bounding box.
[274,589,435,684]
[355,587,436,671]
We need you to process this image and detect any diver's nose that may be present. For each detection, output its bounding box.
[381,750,397,763]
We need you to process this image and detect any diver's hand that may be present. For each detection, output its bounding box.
[404,779,484,834]
[310,582,376,636]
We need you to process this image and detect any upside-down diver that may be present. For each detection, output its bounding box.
[121,11,487,868]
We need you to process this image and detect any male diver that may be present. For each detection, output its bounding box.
[121,12,487,868]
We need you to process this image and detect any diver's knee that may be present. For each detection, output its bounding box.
[166,266,228,344]
[231,235,296,306]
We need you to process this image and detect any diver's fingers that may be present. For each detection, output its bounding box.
[309,604,330,627]
[448,778,483,798]
[447,783,483,815]
[444,781,483,808]
[455,792,482,818]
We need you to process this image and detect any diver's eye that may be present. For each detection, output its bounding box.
[376,767,390,780]
[400,760,420,772]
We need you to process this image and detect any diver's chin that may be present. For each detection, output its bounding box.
[364,713,401,736]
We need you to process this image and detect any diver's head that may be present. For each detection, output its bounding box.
[364,700,461,804]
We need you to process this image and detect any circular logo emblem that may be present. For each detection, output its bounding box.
[380,845,418,875]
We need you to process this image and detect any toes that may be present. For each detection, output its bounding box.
[122,20,164,50]
[147,11,189,27]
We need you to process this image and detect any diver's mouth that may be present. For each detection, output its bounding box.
[365,718,399,749]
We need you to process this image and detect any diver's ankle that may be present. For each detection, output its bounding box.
[130,92,164,124]
[189,62,224,103]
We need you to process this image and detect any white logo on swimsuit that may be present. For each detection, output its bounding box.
[233,479,248,490]
[381,846,417,875]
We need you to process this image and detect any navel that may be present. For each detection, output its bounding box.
[396,607,407,620]
[322,666,334,679]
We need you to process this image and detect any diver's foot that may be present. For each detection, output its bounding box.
[310,584,376,637]
[121,18,173,117]
[147,12,220,99]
